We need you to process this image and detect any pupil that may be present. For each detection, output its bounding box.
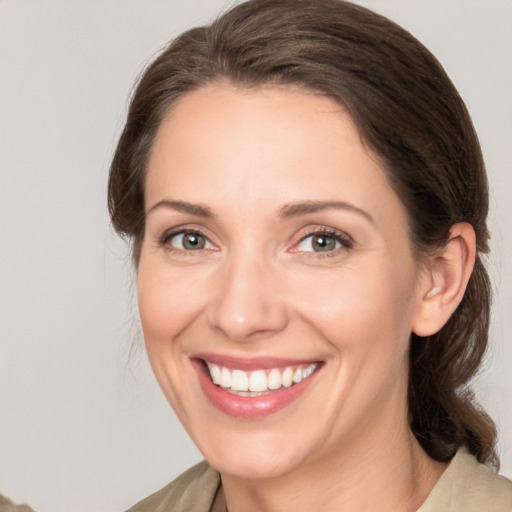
[184,234,204,250]
[313,235,335,252]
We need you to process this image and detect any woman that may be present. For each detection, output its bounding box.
[108,0,512,510]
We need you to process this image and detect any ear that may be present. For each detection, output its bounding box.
[412,223,476,337]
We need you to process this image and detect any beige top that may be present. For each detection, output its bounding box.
[417,448,512,512]
[126,448,512,512]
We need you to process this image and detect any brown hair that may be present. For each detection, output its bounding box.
[108,0,497,466]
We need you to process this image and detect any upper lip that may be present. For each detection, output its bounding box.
[192,353,320,370]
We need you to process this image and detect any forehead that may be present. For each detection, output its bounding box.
[148,84,364,177]
[145,85,407,233]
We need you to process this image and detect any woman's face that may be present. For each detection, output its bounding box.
[138,85,430,479]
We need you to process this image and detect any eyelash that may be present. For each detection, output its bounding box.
[159,228,214,253]
[293,227,354,257]
[157,226,354,256]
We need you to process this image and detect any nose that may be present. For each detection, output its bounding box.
[206,253,289,343]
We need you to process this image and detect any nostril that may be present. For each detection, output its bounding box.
[206,296,289,343]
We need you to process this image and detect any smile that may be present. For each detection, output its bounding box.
[192,355,322,419]
[206,362,318,396]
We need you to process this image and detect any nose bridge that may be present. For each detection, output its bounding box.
[207,243,288,342]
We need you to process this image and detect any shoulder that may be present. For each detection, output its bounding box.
[419,447,512,512]
[125,461,221,512]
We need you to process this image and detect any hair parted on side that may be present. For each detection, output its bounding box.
[108,0,497,467]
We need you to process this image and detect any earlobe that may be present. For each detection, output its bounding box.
[412,223,476,337]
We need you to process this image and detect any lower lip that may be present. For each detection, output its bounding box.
[193,359,320,419]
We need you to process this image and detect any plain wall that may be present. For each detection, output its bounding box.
[0,1,510,511]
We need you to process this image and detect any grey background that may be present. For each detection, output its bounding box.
[0,1,510,511]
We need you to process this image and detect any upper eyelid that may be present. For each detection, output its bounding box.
[158,226,217,249]
[160,224,212,239]
[294,226,353,244]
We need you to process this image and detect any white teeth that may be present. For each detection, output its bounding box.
[249,370,267,392]
[209,364,221,385]
[231,369,249,391]
[205,362,318,394]
[267,368,282,390]
[302,363,317,379]
[220,367,231,388]
[282,367,293,387]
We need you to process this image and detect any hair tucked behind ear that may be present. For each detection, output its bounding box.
[108,0,498,466]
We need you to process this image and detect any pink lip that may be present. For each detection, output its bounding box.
[193,352,317,370]
[191,356,321,420]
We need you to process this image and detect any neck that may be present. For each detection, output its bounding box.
[220,414,446,512]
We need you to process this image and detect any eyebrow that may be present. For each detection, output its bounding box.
[146,199,215,218]
[279,201,374,224]
[146,199,373,224]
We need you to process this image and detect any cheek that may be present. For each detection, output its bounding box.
[137,269,173,341]
[137,260,208,342]
[288,257,418,357]
[136,260,208,412]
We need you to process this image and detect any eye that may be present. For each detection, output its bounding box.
[164,230,213,251]
[295,230,352,253]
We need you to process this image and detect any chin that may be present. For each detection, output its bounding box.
[209,450,304,481]
[190,422,314,480]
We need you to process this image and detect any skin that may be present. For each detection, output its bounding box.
[137,85,458,511]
